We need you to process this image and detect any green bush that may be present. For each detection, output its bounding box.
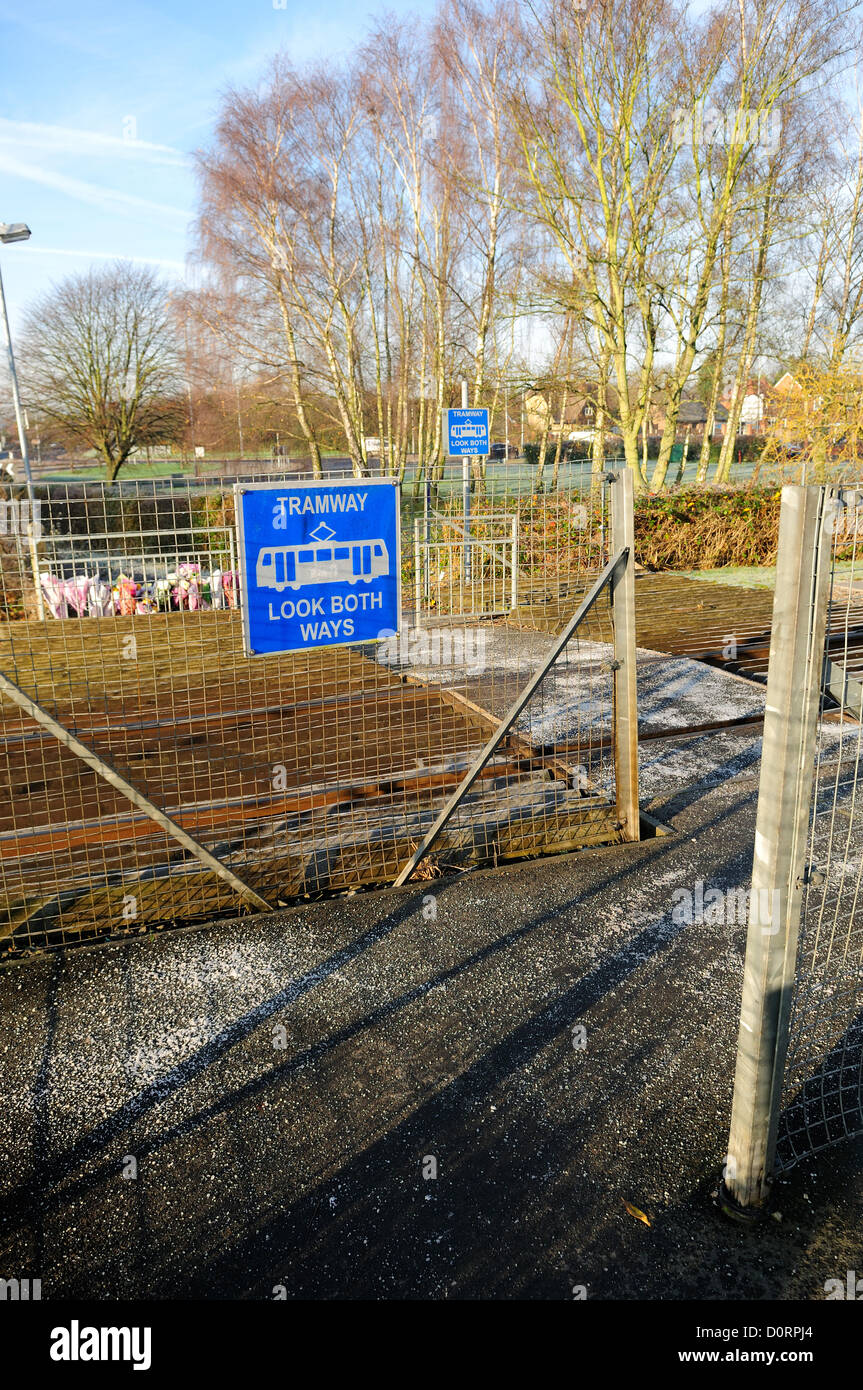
[523,440,594,467]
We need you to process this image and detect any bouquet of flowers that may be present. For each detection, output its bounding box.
[154,578,173,612]
[174,562,201,611]
[39,572,68,620]
[87,578,113,617]
[222,570,238,609]
[116,575,138,616]
[135,586,158,615]
[63,575,91,618]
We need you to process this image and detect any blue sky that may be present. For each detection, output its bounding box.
[0,0,438,330]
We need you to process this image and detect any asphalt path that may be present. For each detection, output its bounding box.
[2,717,861,1299]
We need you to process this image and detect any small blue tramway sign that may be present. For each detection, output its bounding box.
[443,407,490,456]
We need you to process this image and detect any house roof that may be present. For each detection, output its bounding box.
[773,372,802,395]
[678,400,729,424]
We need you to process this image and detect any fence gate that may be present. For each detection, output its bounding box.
[395,467,639,883]
[723,483,863,1215]
[0,470,639,960]
[413,510,519,617]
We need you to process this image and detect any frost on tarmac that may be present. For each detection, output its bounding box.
[0,628,861,1298]
[1,743,862,1298]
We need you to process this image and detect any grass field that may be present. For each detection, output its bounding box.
[33,451,781,491]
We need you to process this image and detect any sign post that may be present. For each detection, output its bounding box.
[234,478,400,657]
[443,401,489,585]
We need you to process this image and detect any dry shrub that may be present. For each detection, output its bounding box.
[633,487,782,570]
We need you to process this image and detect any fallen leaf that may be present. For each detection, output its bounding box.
[624,1200,651,1227]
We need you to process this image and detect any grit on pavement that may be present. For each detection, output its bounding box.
[1,657,862,1300]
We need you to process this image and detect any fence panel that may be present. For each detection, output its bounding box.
[724,483,863,1213]
[776,486,863,1171]
[0,468,630,959]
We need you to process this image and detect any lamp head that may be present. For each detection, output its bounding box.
[0,223,31,244]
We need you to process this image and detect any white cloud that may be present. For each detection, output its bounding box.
[22,247,188,273]
[0,118,188,166]
[0,153,190,223]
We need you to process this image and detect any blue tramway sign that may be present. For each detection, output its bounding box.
[234,478,401,656]
[443,407,490,456]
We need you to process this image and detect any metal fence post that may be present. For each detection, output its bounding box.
[610,468,640,841]
[424,477,431,605]
[722,485,833,1215]
[413,517,422,617]
[461,378,472,585]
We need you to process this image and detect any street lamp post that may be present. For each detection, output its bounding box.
[0,223,35,496]
[0,221,44,620]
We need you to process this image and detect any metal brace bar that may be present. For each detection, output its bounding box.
[0,669,272,913]
[393,548,629,887]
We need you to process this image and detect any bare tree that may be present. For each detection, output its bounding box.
[19,262,182,480]
[439,0,528,486]
[797,76,863,372]
[185,0,862,492]
[513,0,688,488]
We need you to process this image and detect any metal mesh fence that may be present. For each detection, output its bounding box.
[776,486,863,1169]
[0,469,622,960]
